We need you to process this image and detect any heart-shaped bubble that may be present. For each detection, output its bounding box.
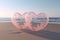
[27,12,49,31]
[11,11,49,31]
[11,12,27,30]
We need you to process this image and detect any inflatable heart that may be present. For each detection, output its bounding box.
[11,12,27,29]
[27,12,49,31]
[11,11,49,31]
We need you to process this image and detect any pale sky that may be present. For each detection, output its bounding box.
[0,0,60,17]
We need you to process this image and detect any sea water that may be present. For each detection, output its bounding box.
[0,17,60,22]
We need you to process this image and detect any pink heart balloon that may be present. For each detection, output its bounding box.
[27,12,49,31]
[11,12,27,30]
[11,11,49,31]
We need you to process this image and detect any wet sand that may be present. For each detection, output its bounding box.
[0,22,60,40]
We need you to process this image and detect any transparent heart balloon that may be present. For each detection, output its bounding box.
[11,11,49,31]
[27,12,49,31]
[11,12,27,29]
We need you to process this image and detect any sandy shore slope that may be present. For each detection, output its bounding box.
[0,22,60,40]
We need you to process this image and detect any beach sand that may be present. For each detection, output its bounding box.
[0,22,60,40]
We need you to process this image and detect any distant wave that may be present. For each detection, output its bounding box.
[0,17,60,22]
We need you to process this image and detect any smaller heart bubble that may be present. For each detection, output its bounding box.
[11,12,27,30]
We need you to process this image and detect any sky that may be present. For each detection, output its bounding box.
[0,0,60,18]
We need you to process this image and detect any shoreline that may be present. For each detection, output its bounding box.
[0,22,60,40]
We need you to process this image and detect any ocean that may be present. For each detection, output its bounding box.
[0,17,60,22]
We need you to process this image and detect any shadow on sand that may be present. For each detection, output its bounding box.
[9,24,60,40]
[8,30,22,34]
[22,30,60,40]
